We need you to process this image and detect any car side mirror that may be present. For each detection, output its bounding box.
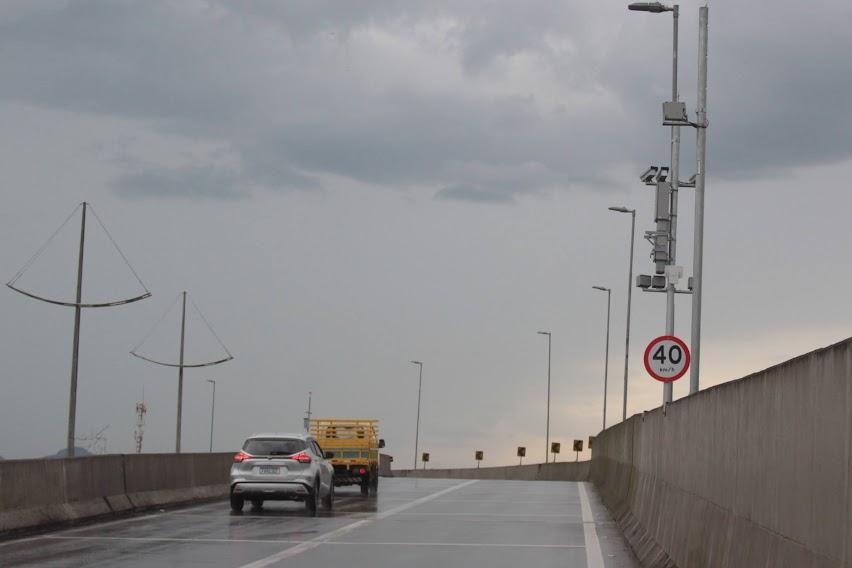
[324,451,334,459]
[378,439,386,449]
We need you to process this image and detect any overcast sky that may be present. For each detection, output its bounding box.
[1,0,851,465]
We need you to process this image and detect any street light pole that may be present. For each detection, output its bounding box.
[592,287,611,431]
[537,331,551,463]
[664,4,681,406]
[206,379,216,453]
[609,207,635,421]
[410,361,423,470]
[690,6,709,394]
[628,2,680,405]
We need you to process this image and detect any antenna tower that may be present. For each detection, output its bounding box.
[134,400,147,454]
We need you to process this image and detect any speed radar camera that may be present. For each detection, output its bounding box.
[573,440,583,452]
[551,442,561,454]
[517,446,526,457]
[639,166,658,184]
[421,452,430,463]
[475,450,484,461]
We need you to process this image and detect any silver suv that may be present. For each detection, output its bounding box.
[230,433,334,513]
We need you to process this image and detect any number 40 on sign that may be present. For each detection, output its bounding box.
[643,335,690,383]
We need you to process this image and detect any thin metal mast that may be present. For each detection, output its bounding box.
[664,5,680,406]
[623,211,635,421]
[690,6,709,394]
[67,202,87,458]
[176,291,187,453]
[603,289,611,431]
[545,334,551,464]
[414,363,423,469]
[207,380,216,452]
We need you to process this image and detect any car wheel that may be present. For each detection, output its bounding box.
[230,493,245,512]
[251,499,263,510]
[322,479,334,510]
[305,479,319,514]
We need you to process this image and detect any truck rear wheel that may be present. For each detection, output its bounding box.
[360,479,369,497]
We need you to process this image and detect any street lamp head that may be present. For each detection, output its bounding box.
[628,2,673,13]
[592,286,610,292]
[206,379,215,384]
[410,360,422,366]
[537,331,550,336]
[608,206,634,214]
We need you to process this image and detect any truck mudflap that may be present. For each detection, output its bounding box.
[332,465,367,486]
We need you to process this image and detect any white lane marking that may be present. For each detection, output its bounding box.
[44,535,302,545]
[43,534,584,549]
[0,500,228,548]
[578,482,605,568]
[238,480,478,568]
[393,512,580,518]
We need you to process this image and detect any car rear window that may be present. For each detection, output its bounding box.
[243,438,306,456]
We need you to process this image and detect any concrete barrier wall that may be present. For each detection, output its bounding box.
[0,453,233,534]
[393,460,590,482]
[591,336,852,567]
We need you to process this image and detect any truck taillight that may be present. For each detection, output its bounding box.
[233,451,252,462]
[359,468,367,475]
[291,451,312,464]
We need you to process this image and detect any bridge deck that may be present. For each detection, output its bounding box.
[0,478,637,567]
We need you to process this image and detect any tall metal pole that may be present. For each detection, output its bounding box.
[603,290,611,430]
[411,361,423,470]
[207,379,216,452]
[546,334,551,464]
[67,202,87,458]
[593,286,612,430]
[537,331,552,464]
[175,291,186,453]
[664,4,680,406]
[624,211,635,420]
[690,6,709,394]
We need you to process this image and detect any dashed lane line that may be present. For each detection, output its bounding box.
[238,480,479,568]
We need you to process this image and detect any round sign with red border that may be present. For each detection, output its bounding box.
[643,335,690,383]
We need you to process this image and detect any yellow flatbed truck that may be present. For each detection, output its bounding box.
[310,419,384,496]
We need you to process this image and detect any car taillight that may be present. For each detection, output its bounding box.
[291,451,312,464]
[359,468,367,475]
[233,451,252,462]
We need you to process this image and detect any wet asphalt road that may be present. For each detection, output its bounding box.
[0,478,638,567]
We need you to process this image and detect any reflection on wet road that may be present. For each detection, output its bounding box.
[0,478,638,567]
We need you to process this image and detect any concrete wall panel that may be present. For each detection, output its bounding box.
[590,336,852,567]
[393,460,590,482]
[0,453,233,534]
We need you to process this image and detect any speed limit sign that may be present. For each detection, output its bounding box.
[644,335,690,382]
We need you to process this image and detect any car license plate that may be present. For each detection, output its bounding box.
[258,466,279,475]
